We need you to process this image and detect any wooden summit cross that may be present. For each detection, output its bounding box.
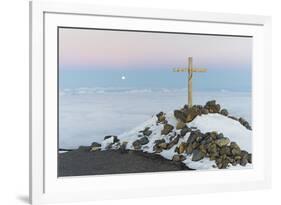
[173,57,207,108]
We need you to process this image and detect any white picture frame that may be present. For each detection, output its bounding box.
[29,1,272,204]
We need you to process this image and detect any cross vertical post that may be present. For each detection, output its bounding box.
[188,57,193,108]
[173,57,207,108]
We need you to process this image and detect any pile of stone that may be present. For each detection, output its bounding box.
[153,128,252,169]
[174,100,252,130]
[87,101,252,169]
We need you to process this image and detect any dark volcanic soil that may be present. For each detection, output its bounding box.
[58,149,193,177]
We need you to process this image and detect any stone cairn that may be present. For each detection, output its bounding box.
[88,100,252,169]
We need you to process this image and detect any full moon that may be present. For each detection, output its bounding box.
[121,76,126,80]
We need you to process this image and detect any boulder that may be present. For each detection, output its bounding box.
[172,154,186,162]
[192,149,205,161]
[161,124,174,135]
[220,109,229,116]
[174,110,187,122]
[180,126,191,136]
[215,138,230,147]
[176,121,187,130]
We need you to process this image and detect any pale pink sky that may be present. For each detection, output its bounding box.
[59,28,252,70]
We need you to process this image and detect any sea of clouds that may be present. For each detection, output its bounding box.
[59,88,251,149]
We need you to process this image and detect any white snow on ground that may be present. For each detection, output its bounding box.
[117,112,252,170]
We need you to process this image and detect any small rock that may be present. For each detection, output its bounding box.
[220,109,229,116]
[247,153,252,163]
[90,146,101,152]
[91,142,101,147]
[209,131,218,140]
[186,143,193,154]
[167,135,180,149]
[176,121,187,130]
[154,139,165,145]
[180,126,191,136]
[90,142,101,152]
[156,112,166,123]
[205,100,216,106]
[172,154,186,162]
[154,146,163,153]
[158,142,168,149]
[240,158,248,166]
[104,135,119,143]
[228,116,238,121]
[217,133,224,139]
[204,100,221,113]
[219,146,231,156]
[192,149,205,161]
[186,131,199,144]
[157,115,166,123]
[231,147,241,156]
[192,141,200,149]
[230,142,240,149]
[186,106,199,122]
[215,138,230,147]
[139,136,149,145]
[199,144,207,154]
[143,127,152,136]
[161,124,174,135]
[202,108,209,114]
[132,140,142,150]
[120,142,128,153]
[178,143,187,154]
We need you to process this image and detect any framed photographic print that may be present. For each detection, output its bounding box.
[30,1,272,204]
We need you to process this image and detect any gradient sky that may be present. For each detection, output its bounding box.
[59,28,252,91]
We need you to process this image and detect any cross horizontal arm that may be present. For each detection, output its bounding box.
[173,68,189,72]
[173,68,207,72]
[192,68,207,72]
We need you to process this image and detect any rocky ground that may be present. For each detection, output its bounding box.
[59,149,192,176]
[59,100,252,176]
